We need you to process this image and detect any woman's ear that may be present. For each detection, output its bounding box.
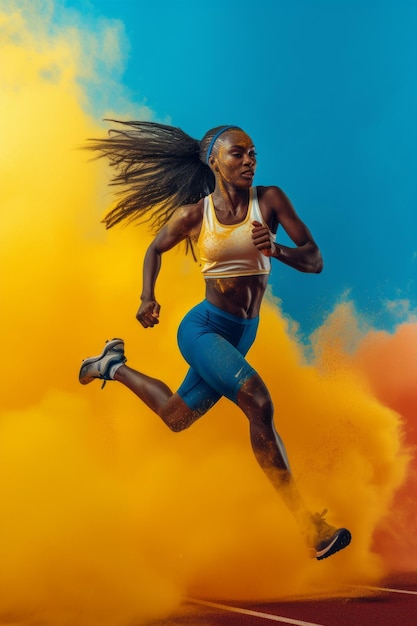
[209,155,218,171]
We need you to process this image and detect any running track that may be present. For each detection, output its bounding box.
[153,572,417,625]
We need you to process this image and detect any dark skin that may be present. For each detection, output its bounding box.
[137,131,322,326]
[115,129,323,526]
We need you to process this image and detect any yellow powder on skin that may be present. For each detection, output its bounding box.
[0,3,413,624]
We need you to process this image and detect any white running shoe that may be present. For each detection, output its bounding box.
[79,338,126,388]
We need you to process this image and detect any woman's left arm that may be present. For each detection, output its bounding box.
[252,186,323,274]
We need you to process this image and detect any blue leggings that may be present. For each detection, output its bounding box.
[177,300,259,415]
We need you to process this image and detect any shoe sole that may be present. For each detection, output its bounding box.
[79,338,124,384]
[316,528,352,560]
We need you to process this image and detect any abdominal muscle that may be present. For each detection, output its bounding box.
[204,274,269,319]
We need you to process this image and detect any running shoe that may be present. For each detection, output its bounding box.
[308,509,352,560]
[79,338,126,388]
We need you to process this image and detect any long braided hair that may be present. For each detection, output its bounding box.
[87,121,241,235]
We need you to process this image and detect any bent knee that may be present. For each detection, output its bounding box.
[160,396,202,432]
[160,407,192,432]
[237,375,274,424]
[165,419,191,433]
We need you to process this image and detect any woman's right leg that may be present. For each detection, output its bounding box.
[79,337,217,432]
[114,364,203,432]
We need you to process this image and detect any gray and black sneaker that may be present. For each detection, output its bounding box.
[307,509,351,561]
[79,338,126,388]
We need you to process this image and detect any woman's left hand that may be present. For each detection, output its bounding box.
[251,220,274,257]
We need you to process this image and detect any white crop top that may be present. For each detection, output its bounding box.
[197,187,274,278]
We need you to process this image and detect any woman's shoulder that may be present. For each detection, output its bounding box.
[177,197,204,218]
[255,185,290,229]
[178,197,205,238]
[255,185,286,202]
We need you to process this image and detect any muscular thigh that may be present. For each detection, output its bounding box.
[177,301,259,408]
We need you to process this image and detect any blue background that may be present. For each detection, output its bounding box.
[61,0,417,337]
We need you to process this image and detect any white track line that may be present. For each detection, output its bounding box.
[186,598,324,626]
[353,584,417,596]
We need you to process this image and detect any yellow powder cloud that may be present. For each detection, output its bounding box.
[0,2,412,624]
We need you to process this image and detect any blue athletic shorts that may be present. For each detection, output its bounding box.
[176,300,259,414]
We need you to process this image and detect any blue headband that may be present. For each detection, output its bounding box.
[205,126,237,164]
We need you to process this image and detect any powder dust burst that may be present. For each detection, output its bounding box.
[0,2,414,625]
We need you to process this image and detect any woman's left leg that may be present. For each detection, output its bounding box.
[236,373,308,524]
[177,304,307,520]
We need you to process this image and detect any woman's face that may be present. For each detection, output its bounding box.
[211,129,257,188]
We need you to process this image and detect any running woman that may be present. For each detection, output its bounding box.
[79,122,351,560]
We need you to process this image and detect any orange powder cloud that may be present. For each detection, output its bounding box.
[0,2,413,625]
[351,323,417,571]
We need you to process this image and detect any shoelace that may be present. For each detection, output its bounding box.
[100,354,127,390]
[312,509,329,523]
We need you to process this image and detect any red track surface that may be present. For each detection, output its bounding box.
[153,572,417,625]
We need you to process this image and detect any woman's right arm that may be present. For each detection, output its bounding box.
[136,202,203,328]
[137,241,163,328]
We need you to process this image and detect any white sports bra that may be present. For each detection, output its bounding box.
[197,187,274,278]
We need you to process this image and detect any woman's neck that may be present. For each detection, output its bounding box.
[212,184,250,215]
